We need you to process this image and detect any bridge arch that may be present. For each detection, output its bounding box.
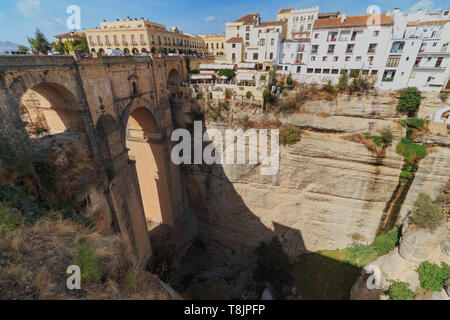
[19,82,85,135]
[125,106,173,229]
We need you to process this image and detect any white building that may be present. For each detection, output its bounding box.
[277,39,310,75]
[277,6,319,40]
[377,9,450,91]
[296,12,395,84]
[225,13,286,66]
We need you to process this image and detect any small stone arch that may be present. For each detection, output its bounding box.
[19,82,85,135]
[167,68,181,86]
[141,48,148,53]
[98,48,105,55]
[123,48,130,55]
[91,48,96,53]
[132,48,139,56]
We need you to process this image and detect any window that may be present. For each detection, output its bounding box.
[351,31,358,41]
[382,70,396,82]
[435,57,443,68]
[322,56,327,61]
[296,66,301,73]
[386,55,401,68]
[114,35,119,45]
[253,53,258,60]
[373,30,379,37]
[311,45,318,54]
[89,36,94,45]
[339,30,350,41]
[237,26,240,30]
[356,56,361,61]
[271,38,274,46]
[327,44,335,54]
[331,69,339,74]
[232,44,236,48]
[97,36,103,45]
[314,69,321,73]
[206,43,209,49]
[368,43,377,54]
[345,56,350,62]
[307,68,313,73]
[246,26,250,31]
[259,39,265,46]
[314,33,319,39]
[232,53,236,60]
[371,70,378,75]
[246,33,250,40]
[327,32,338,41]
[245,42,249,47]
[391,41,404,53]
[269,52,273,60]
[296,53,303,62]
[368,56,374,62]
[284,66,288,71]
[346,44,354,54]
[105,36,110,44]
[311,56,316,61]
[333,56,338,61]
[323,69,330,74]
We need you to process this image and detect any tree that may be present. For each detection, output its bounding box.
[286,74,294,87]
[218,69,235,79]
[17,45,29,52]
[337,72,349,92]
[72,38,89,53]
[397,87,422,116]
[53,41,66,54]
[28,29,51,53]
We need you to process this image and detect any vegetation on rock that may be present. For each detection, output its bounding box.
[396,87,422,115]
[411,193,445,231]
[280,126,301,146]
[388,280,415,300]
[416,261,450,292]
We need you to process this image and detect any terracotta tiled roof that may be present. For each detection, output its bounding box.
[256,20,286,28]
[279,8,293,14]
[234,13,260,24]
[54,31,85,39]
[314,13,393,29]
[226,37,243,43]
[318,12,340,18]
[407,19,450,26]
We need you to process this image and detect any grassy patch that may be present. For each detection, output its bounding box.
[388,280,414,300]
[280,126,301,146]
[396,138,427,164]
[73,242,102,284]
[0,202,22,236]
[416,261,450,292]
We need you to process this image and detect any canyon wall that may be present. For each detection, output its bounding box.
[184,91,449,262]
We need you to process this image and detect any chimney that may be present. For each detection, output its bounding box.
[341,12,347,22]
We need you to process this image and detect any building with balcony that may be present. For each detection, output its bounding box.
[84,17,204,55]
[225,13,286,67]
[277,6,319,40]
[199,34,226,56]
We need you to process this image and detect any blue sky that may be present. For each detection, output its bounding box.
[0,0,448,45]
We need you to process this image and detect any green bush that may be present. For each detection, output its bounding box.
[397,87,422,114]
[286,74,294,87]
[277,100,297,114]
[337,73,349,92]
[246,91,252,99]
[439,91,448,103]
[396,138,426,164]
[380,128,393,147]
[73,242,102,284]
[388,281,415,300]
[322,80,335,94]
[400,118,425,131]
[0,202,22,236]
[254,238,293,299]
[239,115,252,130]
[411,193,445,231]
[280,126,301,146]
[416,261,450,292]
[218,69,235,79]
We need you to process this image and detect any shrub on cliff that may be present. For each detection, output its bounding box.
[416,261,450,292]
[411,193,445,231]
[396,138,426,164]
[280,126,301,146]
[388,280,415,300]
[379,128,393,147]
[254,238,292,299]
[397,87,422,115]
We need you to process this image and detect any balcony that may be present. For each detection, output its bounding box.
[368,49,376,54]
[390,48,403,53]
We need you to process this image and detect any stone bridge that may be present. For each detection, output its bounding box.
[0,55,195,265]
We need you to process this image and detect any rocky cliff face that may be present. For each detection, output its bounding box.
[184,91,449,263]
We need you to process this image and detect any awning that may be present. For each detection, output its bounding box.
[199,63,234,70]
[191,74,213,80]
[237,62,256,69]
[236,73,255,81]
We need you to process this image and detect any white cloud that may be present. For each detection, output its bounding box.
[205,16,216,23]
[17,0,41,18]
[39,17,65,28]
[408,0,440,13]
